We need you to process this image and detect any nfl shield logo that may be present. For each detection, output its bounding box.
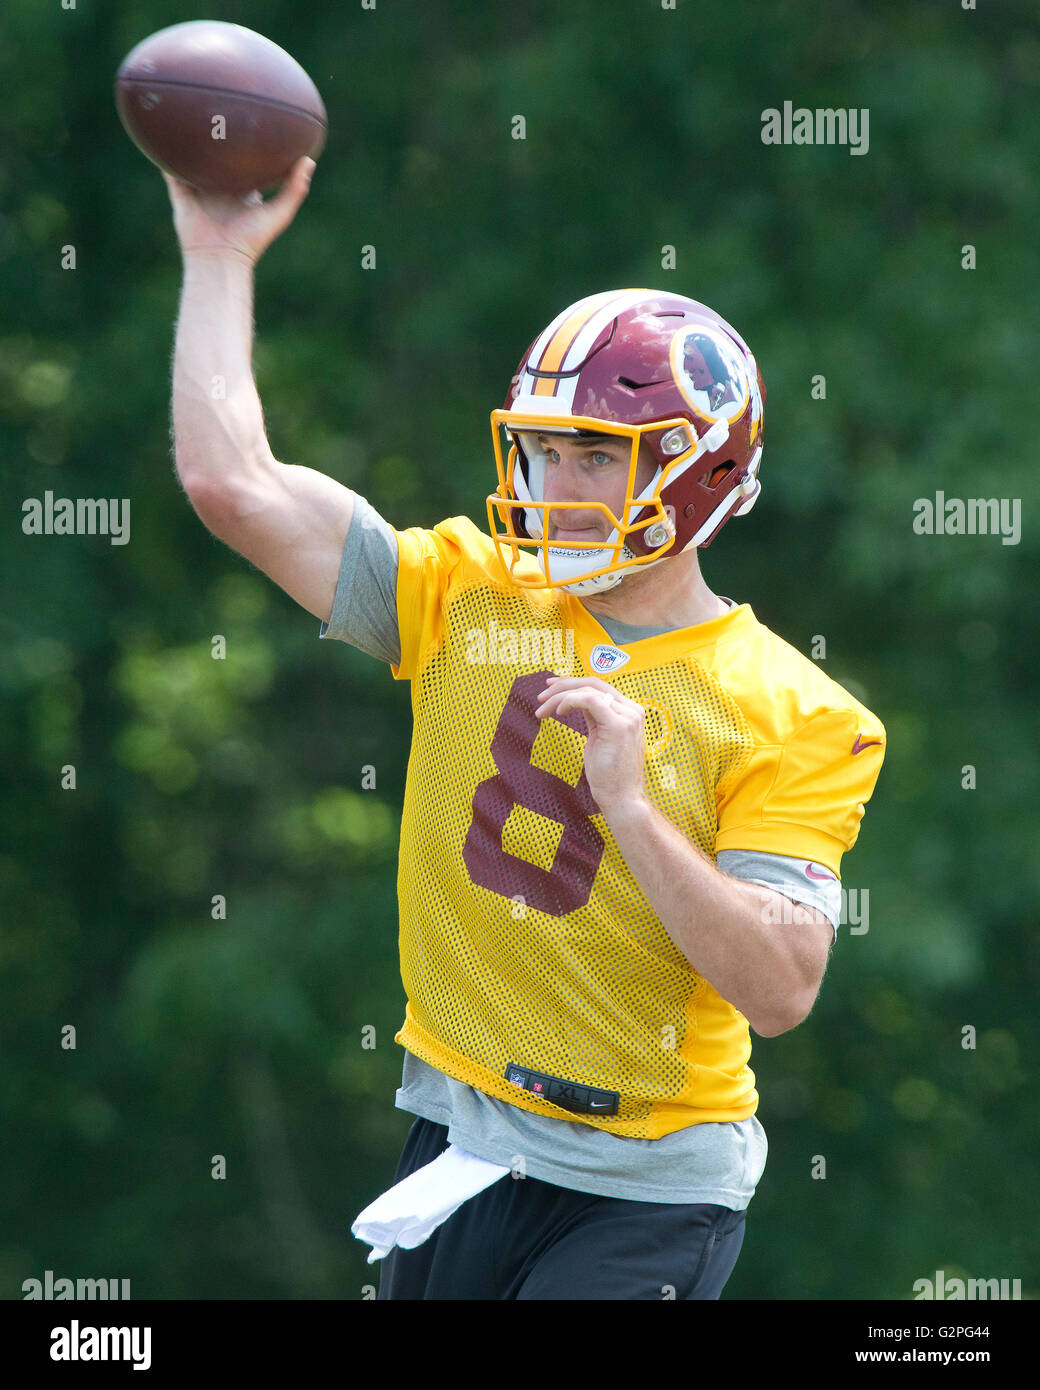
[590,644,630,673]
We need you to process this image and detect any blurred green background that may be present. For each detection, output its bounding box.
[1,0,1037,1300]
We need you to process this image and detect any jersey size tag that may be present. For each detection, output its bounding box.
[505,1064,620,1116]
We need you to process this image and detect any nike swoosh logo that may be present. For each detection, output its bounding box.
[805,863,836,882]
[589,1101,612,1109]
[852,734,882,755]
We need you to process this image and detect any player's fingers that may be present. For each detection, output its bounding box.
[161,170,194,204]
[254,157,314,240]
[538,688,622,723]
[538,677,638,717]
[541,675,612,693]
[269,157,315,209]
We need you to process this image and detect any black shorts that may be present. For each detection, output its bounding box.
[376,1116,747,1301]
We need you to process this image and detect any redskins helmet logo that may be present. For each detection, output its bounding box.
[670,326,752,424]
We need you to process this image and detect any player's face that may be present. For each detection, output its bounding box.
[538,434,657,543]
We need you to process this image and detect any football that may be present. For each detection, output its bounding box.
[115,20,327,194]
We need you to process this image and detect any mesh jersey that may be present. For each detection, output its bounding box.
[390,516,885,1139]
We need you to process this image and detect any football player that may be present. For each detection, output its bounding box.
[167,159,885,1300]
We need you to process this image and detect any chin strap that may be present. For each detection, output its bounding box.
[560,568,626,596]
[545,544,631,594]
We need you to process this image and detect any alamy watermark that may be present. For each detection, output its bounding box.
[465,621,575,668]
[913,493,1021,545]
[22,491,130,545]
[913,1270,1021,1300]
[762,887,869,934]
[24,1269,130,1299]
[761,101,869,156]
[49,1321,151,1371]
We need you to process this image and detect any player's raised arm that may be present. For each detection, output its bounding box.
[168,157,356,624]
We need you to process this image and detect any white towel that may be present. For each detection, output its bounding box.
[352,1142,511,1263]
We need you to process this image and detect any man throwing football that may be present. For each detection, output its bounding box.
[166,157,885,1300]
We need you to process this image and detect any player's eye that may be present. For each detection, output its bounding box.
[590,450,615,466]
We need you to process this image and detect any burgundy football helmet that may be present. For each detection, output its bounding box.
[487,289,765,594]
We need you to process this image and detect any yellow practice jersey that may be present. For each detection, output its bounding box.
[390,516,885,1139]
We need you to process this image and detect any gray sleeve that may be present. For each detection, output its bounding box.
[317,493,402,666]
[716,849,842,944]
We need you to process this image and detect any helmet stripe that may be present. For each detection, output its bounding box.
[528,289,652,400]
[559,289,652,372]
[527,290,619,371]
[530,300,606,396]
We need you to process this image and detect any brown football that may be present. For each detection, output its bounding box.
[115,20,327,194]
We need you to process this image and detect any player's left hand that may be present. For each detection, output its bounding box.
[535,676,648,819]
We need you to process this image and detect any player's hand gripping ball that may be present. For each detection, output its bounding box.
[115,20,327,194]
[536,676,649,819]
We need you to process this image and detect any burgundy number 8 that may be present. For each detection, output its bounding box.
[462,671,605,916]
